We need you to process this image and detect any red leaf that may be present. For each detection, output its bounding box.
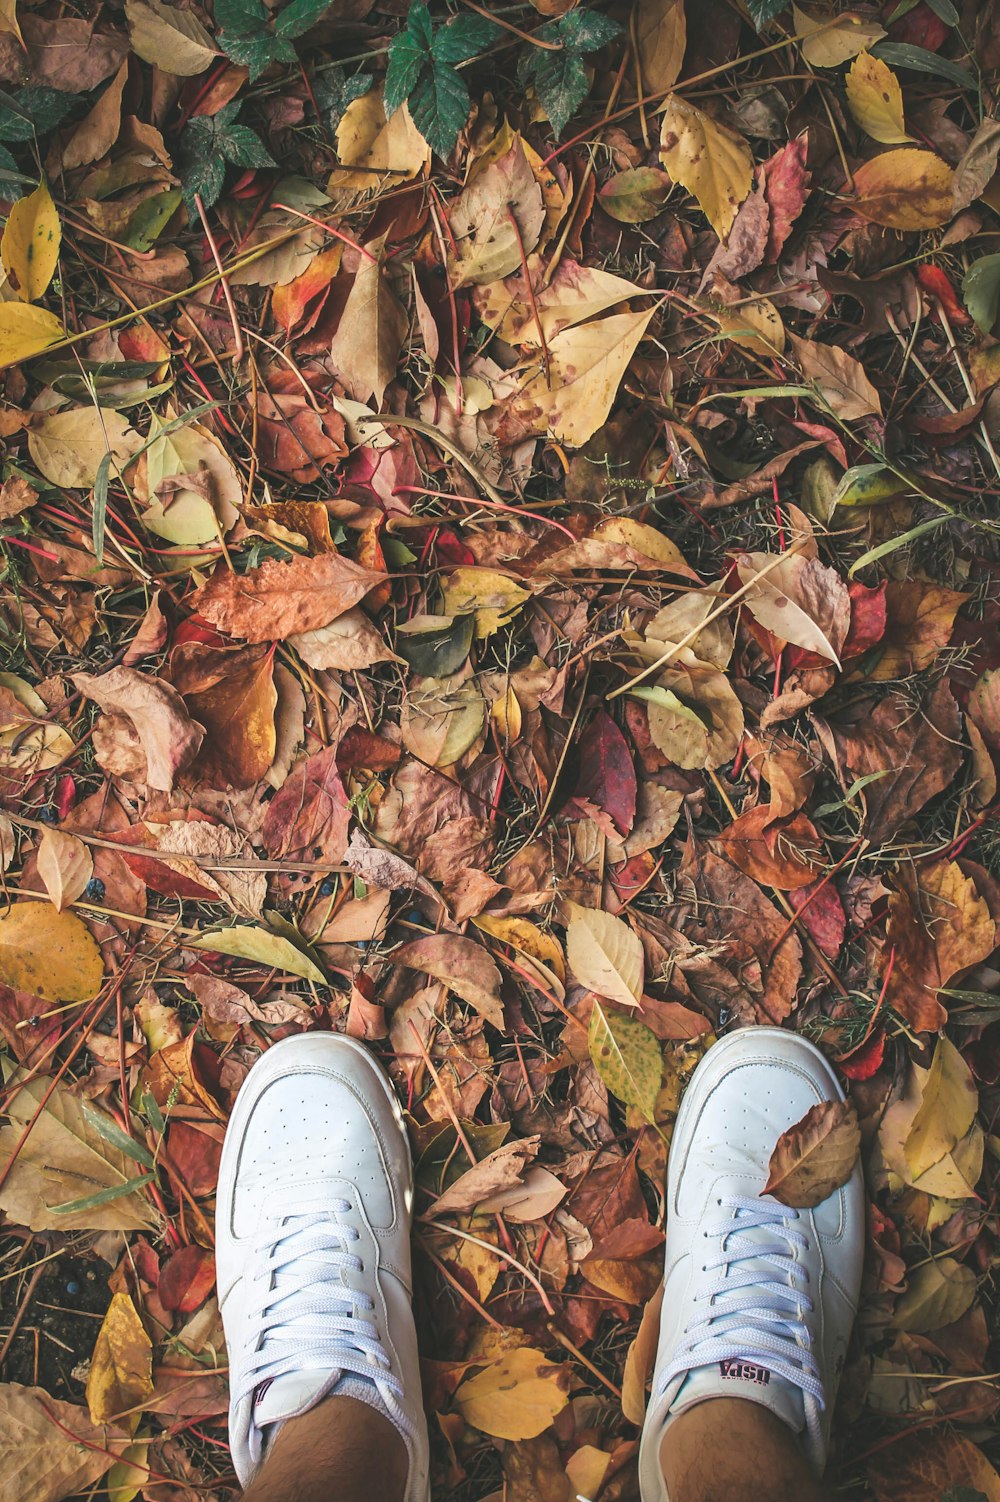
[761,134,810,263]
[262,745,351,865]
[336,726,403,777]
[917,264,971,326]
[838,1028,886,1081]
[843,580,887,658]
[158,1244,216,1314]
[573,711,637,837]
[790,878,847,959]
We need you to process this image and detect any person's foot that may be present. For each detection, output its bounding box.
[638,1027,864,1502]
[216,1033,430,1500]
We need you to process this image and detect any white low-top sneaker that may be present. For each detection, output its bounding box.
[638,1027,864,1502]
[216,1033,430,1500]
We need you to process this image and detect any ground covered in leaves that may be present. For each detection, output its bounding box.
[4,0,1000,1499]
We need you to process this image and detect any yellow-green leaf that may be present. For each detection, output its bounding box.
[0,301,63,366]
[588,1001,662,1123]
[845,52,910,144]
[188,924,326,984]
[892,1256,977,1334]
[659,95,753,240]
[1,180,60,302]
[0,901,103,1001]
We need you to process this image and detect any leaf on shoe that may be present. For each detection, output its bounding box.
[763,1097,861,1209]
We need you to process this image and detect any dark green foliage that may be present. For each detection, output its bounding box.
[518,9,620,138]
[179,102,276,211]
[385,3,501,157]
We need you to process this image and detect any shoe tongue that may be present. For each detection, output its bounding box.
[254,1370,341,1427]
[670,1357,805,1435]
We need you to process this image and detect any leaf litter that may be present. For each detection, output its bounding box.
[2,1,1000,1499]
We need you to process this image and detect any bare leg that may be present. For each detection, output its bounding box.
[660,1399,829,1502]
[242,1394,408,1502]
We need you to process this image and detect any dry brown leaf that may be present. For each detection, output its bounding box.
[763,1098,861,1209]
[36,827,93,912]
[868,1429,1000,1502]
[189,553,385,642]
[565,903,644,1007]
[788,333,882,420]
[0,1383,129,1502]
[73,666,205,792]
[883,861,996,1034]
[394,932,504,1028]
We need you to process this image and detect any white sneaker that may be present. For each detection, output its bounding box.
[638,1027,864,1502]
[216,1033,430,1500]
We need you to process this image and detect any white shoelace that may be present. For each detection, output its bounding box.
[237,1202,412,1460]
[659,1195,825,1405]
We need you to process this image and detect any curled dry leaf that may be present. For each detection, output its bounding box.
[763,1097,861,1210]
[73,666,205,792]
[394,932,504,1028]
[883,861,996,1034]
[737,550,852,664]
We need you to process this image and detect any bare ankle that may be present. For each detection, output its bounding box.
[659,1398,829,1502]
[243,1393,408,1502]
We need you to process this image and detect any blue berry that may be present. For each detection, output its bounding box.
[38,808,57,824]
[319,878,336,896]
[65,1280,80,1296]
[85,877,106,902]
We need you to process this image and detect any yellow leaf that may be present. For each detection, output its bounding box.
[455,1347,570,1439]
[904,1035,978,1181]
[0,0,21,43]
[850,148,955,230]
[474,914,565,983]
[86,1293,152,1427]
[588,1000,662,1122]
[0,901,103,1001]
[635,0,685,93]
[107,1437,151,1502]
[892,1256,977,1333]
[1,181,60,302]
[659,96,753,240]
[36,827,94,912]
[566,903,644,1008]
[125,0,217,75]
[846,52,910,144]
[333,89,429,196]
[508,306,655,447]
[792,4,886,67]
[0,299,63,367]
[440,567,531,639]
[27,406,139,489]
[491,682,522,742]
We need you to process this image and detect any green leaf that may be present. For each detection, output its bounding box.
[848,511,952,575]
[81,1103,155,1170]
[213,0,267,32]
[313,67,373,129]
[219,29,294,78]
[51,1172,156,1216]
[746,0,788,25]
[408,60,471,157]
[93,451,111,564]
[923,0,960,25]
[963,255,1000,335]
[432,12,501,64]
[385,33,427,116]
[521,9,621,138]
[0,86,76,142]
[871,41,976,90]
[274,0,333,38]
[588,1000,661,1123]
[180,104,276,210]
[124,189,183,252]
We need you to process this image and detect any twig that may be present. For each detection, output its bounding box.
[193,193,244,363]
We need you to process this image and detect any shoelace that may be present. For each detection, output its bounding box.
[237,1202,412,1462]
[658,1195,825,1405]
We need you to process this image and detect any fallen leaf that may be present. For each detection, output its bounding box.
[433,1137,540,1215]
[738,550,852,662]
[588,1001,661,1122]
[868,1430,1000,1502]
[290,608,396,671]
[36,827,93,911]
[845,52,909,144]
[73,667,205,792]
[0,1075,156,1231]
[659,95,753,240]
[1,179,60,302]
[904,1035,978,1180]
[262,745,351,865]
[566,904,644,1007]
[598,167,672,223]
[788,333,882,420]
[330,236,407,405]
[0,901,103,1001]
[883,861,996,1034]
[86,1292,153,1425]
[850,149,956,230]
[792,3,885,66]
[0,1383,128,1502]
[394,933,504,1028]
[61,62,127,170]
[28,407,139,488]
[189,553,384,642]
[455,1348,571,1440]
[169,641,277,789]
[717,804,822,890]
[126,0,217,74]
[449,139,545,286]
[761,134,811,262]
[188,924,326,985]
[634,0,685,92]
[157,1245,216,1314]
[571,710,637,837]
[763,1098,861,1209]
[892,1256,977,1333]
